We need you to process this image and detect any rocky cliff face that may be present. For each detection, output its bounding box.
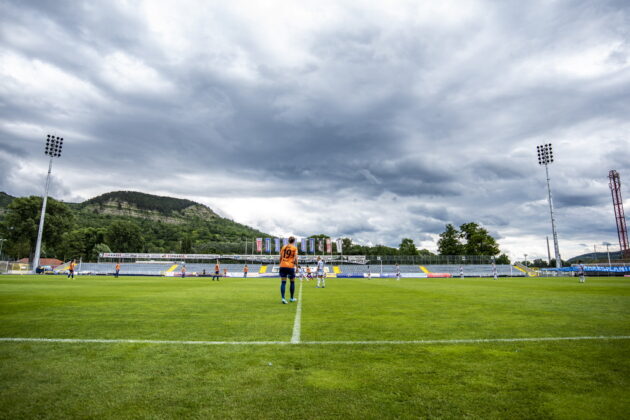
[81,199,217,224]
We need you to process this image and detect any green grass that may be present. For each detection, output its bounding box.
[1,275,629,419]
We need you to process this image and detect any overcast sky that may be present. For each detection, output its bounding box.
[1,0,629,260]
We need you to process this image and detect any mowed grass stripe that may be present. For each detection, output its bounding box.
[300,276,630,341]
[0,335,629,346]
[0,275,297,341]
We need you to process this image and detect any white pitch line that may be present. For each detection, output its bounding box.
[0,335,628,346]
[0,337,289,345]
[290,280,304,344]
[299,335,630,345]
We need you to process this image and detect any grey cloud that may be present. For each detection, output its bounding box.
[554,191,607,208]
[1,1,629,259]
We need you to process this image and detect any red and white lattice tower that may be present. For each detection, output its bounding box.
[608,170,629,258]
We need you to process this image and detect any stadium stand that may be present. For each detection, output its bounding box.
[49,260,524,278]
[78,263,173,275]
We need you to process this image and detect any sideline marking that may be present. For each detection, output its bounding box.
[0,336,628,346]
[290,280,303,344]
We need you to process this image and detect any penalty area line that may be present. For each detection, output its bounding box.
[0,336,628,346]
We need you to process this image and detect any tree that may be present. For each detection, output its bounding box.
[418,249,435,256]
[339,238,353,254]
[180,235,193,253]
[459,223,500,256]
[105,221,144,252]
[0,196,74,259]
[58,228,107,261]
[92,243,112,260]
[437,224,463,255]
[398,238,418,255]
[495,254,511,264]
[367,245,398,256]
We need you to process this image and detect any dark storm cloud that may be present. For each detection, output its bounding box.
[554,191,607,208]
[1,0,629,258]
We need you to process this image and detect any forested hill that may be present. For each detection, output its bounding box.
[78,190,219,223]
[0,190,270,260]
[81,191,209,215]
[0,192,14,208]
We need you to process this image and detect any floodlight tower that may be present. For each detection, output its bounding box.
[537,143,562,269]
[32,134,63,271]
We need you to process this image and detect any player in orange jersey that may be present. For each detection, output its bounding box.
[279,236,298,304]
[68,260,76,279]
[115,262,120,278]
[212,260,220,281]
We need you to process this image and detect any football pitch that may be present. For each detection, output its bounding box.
[0,275,628,419]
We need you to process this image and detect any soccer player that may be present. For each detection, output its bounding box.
[279,236,298,304]
[492,262,498,280]
[459,265,464,279]
[395,264,401,281]
[366,265,371,280]
[243,265,248,278]
[298,266,306,282]
[114,262,120,278]
[316,256,325,288]
[577,260,586,283]
[223,267,228,278]
[212,261,220,281]
[181,265,186,278]
[68,260,76,279]
[306,266,312,281]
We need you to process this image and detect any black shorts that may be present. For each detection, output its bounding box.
[279,267,295,280]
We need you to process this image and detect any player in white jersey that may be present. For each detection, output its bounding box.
[395,264,401,281]
[316,256,326,288]
[459,265,464,279]
[577,261,586,283]
[492,262,498,280]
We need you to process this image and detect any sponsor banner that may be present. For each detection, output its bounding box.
[336,273,428,279]
[274,238,281,253]
[282,238,288,247]
[336,238,343,254]
[309,238,315,253]
[543,266,630,273]
[301,238,307,252]
[318,239,324,252]
[265,238,271,253]
[101,253,220,260]
[256,238,262,253]
[326,238,332,253]
[346,255,367,264]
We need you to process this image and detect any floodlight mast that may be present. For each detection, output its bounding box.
[32,135,63,272]
[537,143,562,269]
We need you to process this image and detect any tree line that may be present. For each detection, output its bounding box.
[1,196,509,264]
